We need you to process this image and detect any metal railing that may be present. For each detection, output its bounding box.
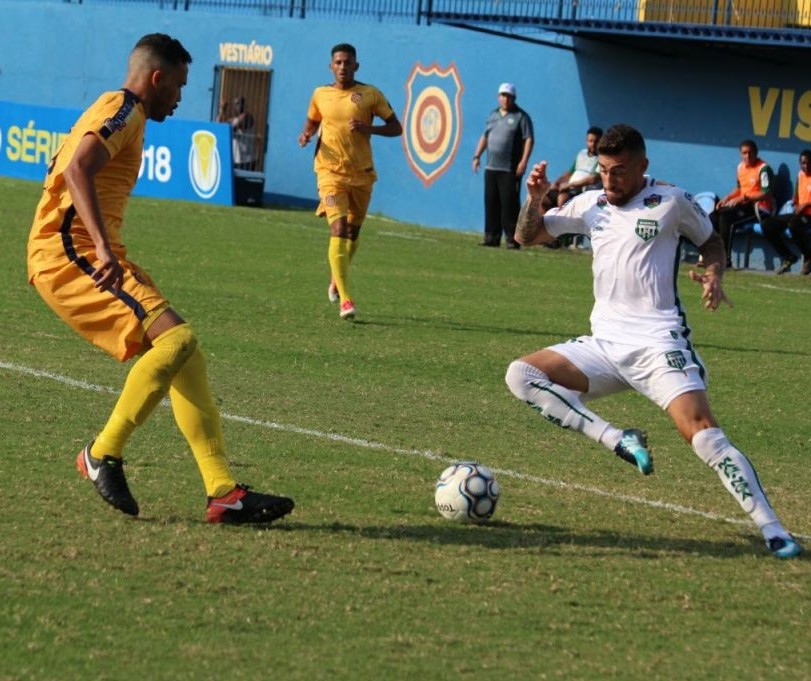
[57,0,811,31]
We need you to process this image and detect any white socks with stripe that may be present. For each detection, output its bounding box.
[507,361,792,541]
[691,427,788,540]
[505,360,622,449]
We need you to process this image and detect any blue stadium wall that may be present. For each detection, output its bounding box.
[1,1,808,234]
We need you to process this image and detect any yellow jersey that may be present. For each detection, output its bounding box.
[28,89,146,279]
[307,82,395,186]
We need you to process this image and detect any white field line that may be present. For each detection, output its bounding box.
[2,359,808,540]
[296,223,437,241]
[752,283,811,294]
[378,231,437,241]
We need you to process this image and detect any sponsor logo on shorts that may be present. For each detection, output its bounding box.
[636,218,659,241]
[131,269,148,286]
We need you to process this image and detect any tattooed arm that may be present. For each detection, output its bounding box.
[515,161,555,246]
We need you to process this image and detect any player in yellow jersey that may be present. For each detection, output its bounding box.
[298,43,402,319]
[27,33,294,524]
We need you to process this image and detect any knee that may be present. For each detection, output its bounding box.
[155,323,198,367]
[174,323,198,358]
[505,360,546,401]
[690,426,729,467]
[678,418,715,444]
[505,361,527,400]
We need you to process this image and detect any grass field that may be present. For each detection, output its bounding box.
[1,176,809,680]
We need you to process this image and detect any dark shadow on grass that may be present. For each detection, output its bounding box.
[134,515,805,560]
[368,313,574,339]
[369,313,811,357]
[264,520,791,560]
[694,342,811,358]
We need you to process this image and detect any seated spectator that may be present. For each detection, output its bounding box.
[546,126,603,208]
[709,139,775,268]
[760,149,811,275]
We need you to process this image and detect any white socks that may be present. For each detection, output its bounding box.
[691,427,787,539]
[506,360,791,541]
[505,360,622,449]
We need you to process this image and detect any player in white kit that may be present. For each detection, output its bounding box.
[505,124,801,559]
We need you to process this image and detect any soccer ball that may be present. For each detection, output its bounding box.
[434,461,500,523]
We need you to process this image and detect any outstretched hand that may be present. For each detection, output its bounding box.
[688,269,733,311]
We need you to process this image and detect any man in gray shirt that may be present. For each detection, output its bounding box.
[473,83,534,248]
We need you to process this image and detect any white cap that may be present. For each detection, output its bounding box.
[498,82,516,97]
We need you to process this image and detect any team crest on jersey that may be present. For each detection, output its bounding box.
[596,195,608,208]
[402,62,463,187]
[643,194,662,208]
[636,218,659,241]
[351,92,363,105]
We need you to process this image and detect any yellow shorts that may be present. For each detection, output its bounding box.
[32,256,169,362]
[316,181,372,226]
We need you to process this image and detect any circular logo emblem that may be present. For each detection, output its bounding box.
[402,63,463,187]
[188,130,221,199]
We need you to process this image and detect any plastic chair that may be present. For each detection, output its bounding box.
[741,200,795,267]
[744,200,795,267]
[693,191,717,215]
[779,199,795,216]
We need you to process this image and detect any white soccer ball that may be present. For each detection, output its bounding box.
[434,461,500,523]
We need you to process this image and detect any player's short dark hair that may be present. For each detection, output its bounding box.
[740,139,758,154]
[135,33,192,66]
[331,43,357,58]
[597,124,645,157]
[587,126,603,138]
[801,149,811,161]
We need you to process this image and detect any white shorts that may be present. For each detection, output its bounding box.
[549,335,708,410]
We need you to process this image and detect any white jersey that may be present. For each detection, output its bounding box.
[544,180,713,347]
[569,148,598,184]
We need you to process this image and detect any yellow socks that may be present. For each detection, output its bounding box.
[328,236,352,303]
[168,346,236,498]
[94,323,236,498]
[95,323,197,457]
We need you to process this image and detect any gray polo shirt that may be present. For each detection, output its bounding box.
[483,106,534,172]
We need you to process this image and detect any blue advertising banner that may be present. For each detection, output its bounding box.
[0,100,234,205]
